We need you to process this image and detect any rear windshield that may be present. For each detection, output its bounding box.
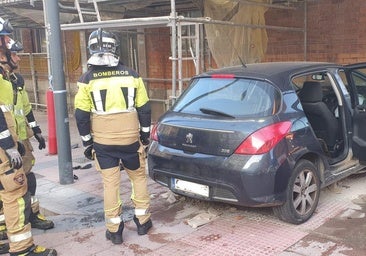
[172,77,281,118]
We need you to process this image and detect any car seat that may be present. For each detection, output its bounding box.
[298,81,341,153]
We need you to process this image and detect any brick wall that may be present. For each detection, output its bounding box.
[145,27,172,92]
[264,0,366,64]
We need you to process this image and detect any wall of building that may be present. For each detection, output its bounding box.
[18,0,366,121]
[264,0,366,64]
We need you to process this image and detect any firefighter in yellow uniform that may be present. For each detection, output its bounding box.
[75,28,152,245]
[0,17,57,256]
[8,38,54,231]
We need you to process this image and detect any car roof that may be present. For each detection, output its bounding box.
[197,62,342,90]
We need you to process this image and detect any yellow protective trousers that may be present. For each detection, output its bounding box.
[99,165,122,232]
[0,139,39,225]
[20,139,39,214]
[0,149,33,254]
[20,139,35,175]
[95,142,151,232]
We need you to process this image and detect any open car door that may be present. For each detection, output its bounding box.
[344,63,366,161]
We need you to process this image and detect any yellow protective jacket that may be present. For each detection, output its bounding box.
[0,72,17,151]
[75,62,151,146]
[14,88,33,141]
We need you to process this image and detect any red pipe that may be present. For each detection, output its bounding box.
[46,90,57,155]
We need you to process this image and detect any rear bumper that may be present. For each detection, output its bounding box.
[148,142,292,207]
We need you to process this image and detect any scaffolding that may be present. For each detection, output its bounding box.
[60,0,305,106]
[0,0,307,111]
[74,0,101,22]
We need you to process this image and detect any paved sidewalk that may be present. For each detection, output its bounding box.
[15,110,366,256]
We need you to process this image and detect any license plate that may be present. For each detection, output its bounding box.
[173,178,209,198]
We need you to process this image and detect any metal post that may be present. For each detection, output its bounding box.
[170,0,177,105]
[177,22,182,96]
[44,0,74,185]
[195,23,200,75]
[28,53,38,110]
[304,1,307,61]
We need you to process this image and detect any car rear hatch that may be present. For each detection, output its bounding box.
[157,117,278,156]
[155,76,283,156]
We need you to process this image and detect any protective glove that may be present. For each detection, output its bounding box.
[17,141,25,156]
[140,131,150,146]
[5,148,23,169]
[34,133,46,150]
[84,144,94,160]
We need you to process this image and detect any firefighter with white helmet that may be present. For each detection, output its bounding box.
[0,17,57,256]
[75,28,152,245]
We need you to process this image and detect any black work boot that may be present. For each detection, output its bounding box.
[0,242,9,254]
[10,245,57,256]
[105,222,124,244]
[30,212,55,230]
[133,215,152,235]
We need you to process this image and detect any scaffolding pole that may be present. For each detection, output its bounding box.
[170,0,177,103]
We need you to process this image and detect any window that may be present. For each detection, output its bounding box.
[173,77,280,118]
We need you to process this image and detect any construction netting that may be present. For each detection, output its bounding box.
[204,0,270,67]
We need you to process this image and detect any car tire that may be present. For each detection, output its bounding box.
[273,159,320,224]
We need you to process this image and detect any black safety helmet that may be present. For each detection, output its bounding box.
[88,28,120,57]
[4,37,23,70]
[8,38,23,52]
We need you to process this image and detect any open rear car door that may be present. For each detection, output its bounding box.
[344,63,366,161]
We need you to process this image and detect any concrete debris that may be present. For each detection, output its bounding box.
[229,207,238,212]
[160,191,177,204]
[328,182,342,193]
[160,192,170,199]
[207,207,222,216]
[339,208,365,219]
[186,211,217,228]
[167,193,177,204]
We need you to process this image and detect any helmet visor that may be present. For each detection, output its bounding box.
[89,37,118,55]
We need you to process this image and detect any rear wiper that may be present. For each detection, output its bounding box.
[199,108,235,118]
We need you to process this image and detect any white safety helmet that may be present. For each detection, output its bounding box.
[0,17,13,51]
[87,28,120,67]
[0,17,13,36]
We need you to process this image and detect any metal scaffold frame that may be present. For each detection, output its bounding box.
[62,0,306,105]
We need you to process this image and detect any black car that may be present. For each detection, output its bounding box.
[148,62,366,224]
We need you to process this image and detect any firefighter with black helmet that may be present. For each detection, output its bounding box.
[75,28,152,245]
[0,17,57,256]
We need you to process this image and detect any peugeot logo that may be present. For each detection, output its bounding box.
[186,133,193,144]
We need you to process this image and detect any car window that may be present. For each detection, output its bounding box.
[349,69,366,104]
[172,77,281,118]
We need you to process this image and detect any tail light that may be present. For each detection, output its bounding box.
[234,121,292,155]
[150,123,159,141]
[210,74,235,79]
